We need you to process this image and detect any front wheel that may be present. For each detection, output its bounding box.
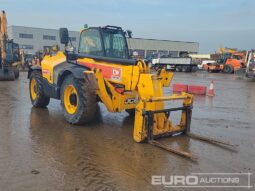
[29,70,50,107]
[61,74,97,125]
[191,66,198,72]
[175,66,182,72]
[223,65,234,73]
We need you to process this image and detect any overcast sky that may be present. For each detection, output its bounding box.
[1,0,255,53]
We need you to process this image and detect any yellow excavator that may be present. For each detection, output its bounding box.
[0,10,20,81]
[28,25,235,159]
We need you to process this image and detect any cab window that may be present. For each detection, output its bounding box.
[232,55,242,60]
[79,29,103,56]
[102,29,128,59]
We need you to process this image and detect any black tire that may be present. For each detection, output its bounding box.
[186,66,191,72]
[0,69,15,81]
[223,65,234,73]
[191,66,198,72]
[176,66,182,72]
[60,74,96,125]
[181,66,187,72]
[125,109,135,116]
[29,70,50,107]
[154,64,160,71]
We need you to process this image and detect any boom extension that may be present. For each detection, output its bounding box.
[134,72,193,142]
[84,68,194,143]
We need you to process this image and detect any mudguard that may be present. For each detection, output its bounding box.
[56,63,89,87]
[27,66,41,79]
[51,63,89,99]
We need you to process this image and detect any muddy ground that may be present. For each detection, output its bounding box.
[0,71,254,191]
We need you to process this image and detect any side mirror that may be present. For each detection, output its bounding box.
[59,28,69,45]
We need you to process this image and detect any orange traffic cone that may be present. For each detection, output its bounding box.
[207,80,215,96]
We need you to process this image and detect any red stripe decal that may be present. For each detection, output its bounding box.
[78,61,122,81]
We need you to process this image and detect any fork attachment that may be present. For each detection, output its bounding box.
[133,73,194,143]
[143,105,193,140]
[144,106,199,160]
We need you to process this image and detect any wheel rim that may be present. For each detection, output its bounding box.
[30,78,37,100]
[64,85,78,114]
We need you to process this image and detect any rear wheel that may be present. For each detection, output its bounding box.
[182,66,189,72]
[0,69,15,81]
[191,66,198,72]
[61,74,96,125]
[29,70,50,107]
[176,66,182,72]
[223,65,234,73]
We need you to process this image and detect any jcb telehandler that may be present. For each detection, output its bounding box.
[28,25,235,159]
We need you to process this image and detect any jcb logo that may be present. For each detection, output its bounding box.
[125,98,138,104]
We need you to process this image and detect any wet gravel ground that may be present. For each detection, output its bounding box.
[0,71,254,191]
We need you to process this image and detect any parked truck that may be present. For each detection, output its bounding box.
[146,53,197,72]
[246,50,255,79]
[189,54,215,70]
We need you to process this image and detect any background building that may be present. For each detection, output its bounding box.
[7,26,79,55]
[8,26,199,57]
[127,38,198,58]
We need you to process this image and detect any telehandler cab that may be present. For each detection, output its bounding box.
[28,25,235,159]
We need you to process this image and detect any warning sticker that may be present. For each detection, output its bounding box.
[111,68,122,81]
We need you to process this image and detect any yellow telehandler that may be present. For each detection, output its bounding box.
[28,25,234,159]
